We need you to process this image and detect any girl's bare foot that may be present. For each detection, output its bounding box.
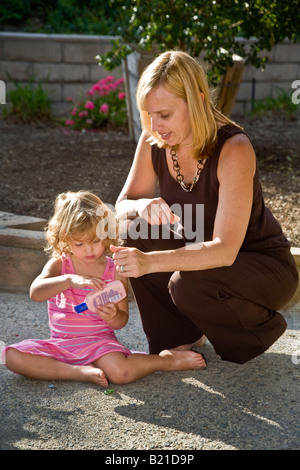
[80,365,108,388]
[159,349,206,371]
[171,335,206,351]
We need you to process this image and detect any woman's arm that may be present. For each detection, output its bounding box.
[112,134,256,276]
[116,130,179,226]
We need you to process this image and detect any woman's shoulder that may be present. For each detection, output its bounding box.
[214,123,250,155]
[217,123,247,140]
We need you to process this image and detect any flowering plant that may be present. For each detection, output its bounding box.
[65,76,127,131]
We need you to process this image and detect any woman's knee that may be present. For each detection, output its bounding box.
[168,270,206,311]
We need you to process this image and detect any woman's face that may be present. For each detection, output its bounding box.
[145,85,193,149]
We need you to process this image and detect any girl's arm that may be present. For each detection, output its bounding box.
[112,133,256,276]
[30,257,67,302]
[30,257,105,302]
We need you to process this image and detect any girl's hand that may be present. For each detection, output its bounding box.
[137,197,180,226]
[96,302,118,323]
[110,245,150,278]
[69,275,106,291]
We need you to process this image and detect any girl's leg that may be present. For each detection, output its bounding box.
[5,348,108,387]
[94,349,206,385]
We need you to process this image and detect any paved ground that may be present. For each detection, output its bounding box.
[0,290,299,451]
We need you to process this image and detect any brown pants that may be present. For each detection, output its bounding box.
[126,223,298,364]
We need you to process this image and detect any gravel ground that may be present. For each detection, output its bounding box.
[0,117,299,247]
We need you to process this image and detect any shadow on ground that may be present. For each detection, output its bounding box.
[0,291,299,450]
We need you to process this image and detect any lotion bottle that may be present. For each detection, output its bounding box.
[74,280,126,314]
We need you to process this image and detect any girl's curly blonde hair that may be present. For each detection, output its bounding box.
[45,191,122,257]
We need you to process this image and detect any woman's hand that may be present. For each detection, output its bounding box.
[136,197,180,226]
[110,245,150,278]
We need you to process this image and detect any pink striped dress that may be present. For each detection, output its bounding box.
[3,254,131,365]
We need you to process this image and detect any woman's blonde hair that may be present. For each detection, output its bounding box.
[45,191,121,257]
[136,50,238,159]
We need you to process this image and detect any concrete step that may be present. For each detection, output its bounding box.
[0,211,48,291]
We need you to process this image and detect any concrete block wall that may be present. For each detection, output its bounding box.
[234,39,300,115]
[0,32,123,116]
[0,32,299,117]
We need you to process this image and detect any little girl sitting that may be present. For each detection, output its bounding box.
[3,191,205,387]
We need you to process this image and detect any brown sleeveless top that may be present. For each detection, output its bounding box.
[151,124,291,255]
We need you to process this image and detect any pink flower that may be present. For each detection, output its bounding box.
[104,75,114,82]
[71,108,77,116]
[79,110,88,118]
[100,103,109,114]
[85,101,95,110]
[101,85,110,95]
[118,92,126,100]
[115,77,125,86]
[88,84,101,96]
[65,119,75,126]
[66,96,73,102]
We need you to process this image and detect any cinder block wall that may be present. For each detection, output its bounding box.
[0,32,123,116]
[0,32,299,117]
[235,39,300,115]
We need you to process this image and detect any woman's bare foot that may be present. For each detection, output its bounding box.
[171,335,206,351]
[159,349,206,371]
[80,365,108,388]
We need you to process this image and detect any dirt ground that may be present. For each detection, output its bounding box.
[0,116,299,247]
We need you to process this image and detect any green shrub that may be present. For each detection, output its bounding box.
[0,0,121,35]
[251,87,298,120]
[3,78,52,124]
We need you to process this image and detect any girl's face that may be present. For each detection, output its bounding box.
[145,84,193,149]
[68,233,105,264]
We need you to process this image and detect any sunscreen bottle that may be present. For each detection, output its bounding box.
[74,280,126,314]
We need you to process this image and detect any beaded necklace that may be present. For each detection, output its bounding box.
[170,147,205,192]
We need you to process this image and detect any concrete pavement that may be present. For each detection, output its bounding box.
[0,211,299,451]
[0,289,299,451]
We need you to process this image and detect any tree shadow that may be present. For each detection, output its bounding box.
[112,347,299,450]
[0,375,86,450]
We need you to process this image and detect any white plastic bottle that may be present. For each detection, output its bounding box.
[74,280,126,314]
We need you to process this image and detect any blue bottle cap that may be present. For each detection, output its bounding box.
[74,302,88,314]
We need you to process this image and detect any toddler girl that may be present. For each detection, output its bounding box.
[3,191,205,387]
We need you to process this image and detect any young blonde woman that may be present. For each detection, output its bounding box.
[111,50,298,364]
[3,191,206,387]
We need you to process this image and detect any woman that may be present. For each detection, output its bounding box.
[111,50,298,364]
